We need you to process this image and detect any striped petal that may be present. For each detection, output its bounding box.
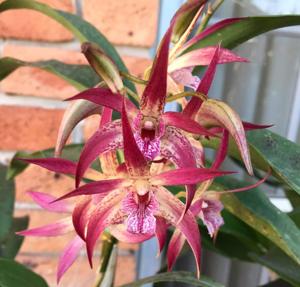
[169,46,248,72]
[57,235,85,283]
[122,99,148,176]
[55,100,101,157]
[197,99,253,174]
[151,167,233,186]
[109,225,153,243]
[156,187,201,278]
[75,120,123,187]
[27,191,71,213]
[212,129,229,169]
[183,45,220,118]
[17,217,73,237]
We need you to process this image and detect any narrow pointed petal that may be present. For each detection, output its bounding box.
[243,121,273,130]
[183,45,220,118]
[197,99,253,174]
[162,112,216,137]
[57,236,84,283]
[169,47,248,72]
[55,178,127,201]
[212,129,229,169]
[55,100,101,157]
[75,120,123,187]
[66,87,138,117]
[72,198,92,240]
[140,26,173,118]
[122,100,148,176]
[152,168,233,186]
[110,225,153,243]
[167,229,186,271]
[85,190,124,266]
[18,157,77,175]
[27,191,71,213]
[181,18,243,52]
[17,218,73,237]
[160,127,197,215]
[155,217,168,255]
[156,187,201,277]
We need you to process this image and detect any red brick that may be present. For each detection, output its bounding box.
[1,45,86,100]
[83,0,159,47]
[0,0,74,41]
[0,105,64,151]
[15,165,75,202]
[17,253,136,287]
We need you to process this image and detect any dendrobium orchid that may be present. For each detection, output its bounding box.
[15,0,272,284]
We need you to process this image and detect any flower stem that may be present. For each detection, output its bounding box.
[93,234,118,287]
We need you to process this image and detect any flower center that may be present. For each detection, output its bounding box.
[122,192,158,235]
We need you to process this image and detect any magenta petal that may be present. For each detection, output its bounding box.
[160,127,197,216]
[243,121,273,130]
[155,217,168,255]
[72,198,92,240]
[100,107,113,127]
[183,45,220,118]
[86,190,123,267]
[75,120,122,187]
[140,26,173,118]
[27,191,71,213]
[181,18,243,52]
[162,112,216,137]
[55,178,126,201]
[212,129,229,169]
[18,157,77,175]
[169,46,248,72]
[156,187,201,277]
[200,200,224,237]
[152,167,234,186]
[169,67,200,90]
[122,100,148,176]
[57,235,84,283]
[17,218,72,237]
[167,229,186,271]
[66,87,138,116]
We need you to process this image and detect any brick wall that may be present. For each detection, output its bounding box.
[0,0,159,286]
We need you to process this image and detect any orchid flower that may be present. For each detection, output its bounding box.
[19,101,233,279]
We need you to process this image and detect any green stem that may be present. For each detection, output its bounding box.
[93,234,118,287]
[196,0,224,34]
[120,71,148,85]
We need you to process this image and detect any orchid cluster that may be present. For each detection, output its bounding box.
[17,0,268,284]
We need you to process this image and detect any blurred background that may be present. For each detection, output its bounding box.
[0,0,299,286]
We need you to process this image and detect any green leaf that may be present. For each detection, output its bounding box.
[0,164,15,241]
[202,129,300,195]
[7,144,84,180]
[186,15,300,52]
[0,0,136,94]
[0,57,99,91]
[214,176,300,266]
[250,247,300,286]
[0,258,48,287]
[0,216,29,259]
[260,279,292,287]
[120,272,224,287]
